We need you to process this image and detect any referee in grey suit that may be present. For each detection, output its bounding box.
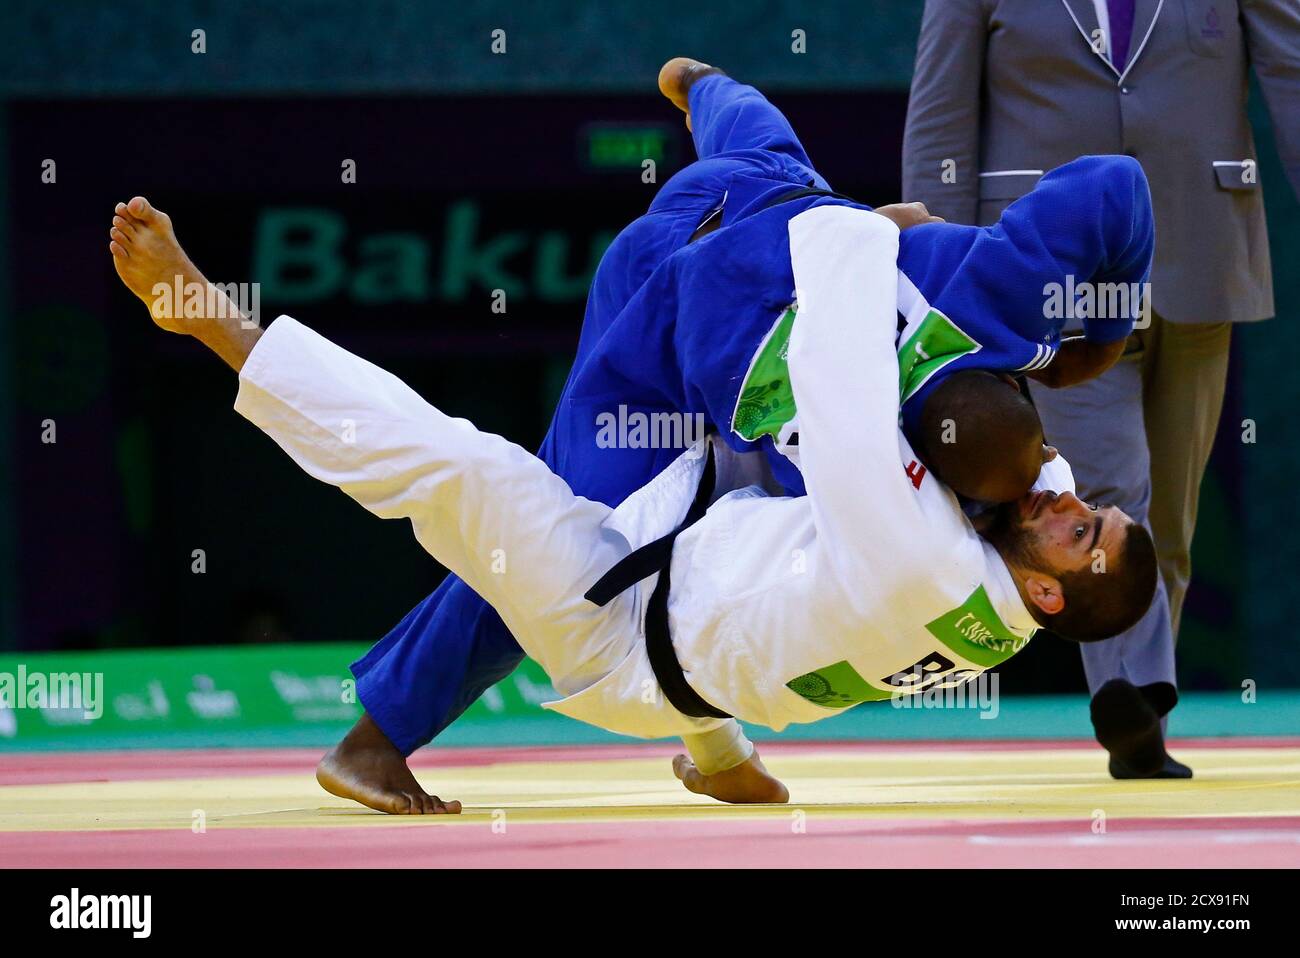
[903,0,1299,778]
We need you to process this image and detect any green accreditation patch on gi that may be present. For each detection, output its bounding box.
[733,305,798,442]
[924,585,1031,667]
[731,299,979,443]
[897,308,980,404]
[785,661,894,709]
[785,588,1031,709]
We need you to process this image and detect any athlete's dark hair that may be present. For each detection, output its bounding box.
[1039,522,1159,642]
[917,370,1043,503]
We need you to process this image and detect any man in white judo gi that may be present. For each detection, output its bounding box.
[108,195,1157,809]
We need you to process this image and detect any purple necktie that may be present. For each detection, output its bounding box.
[1109,0,1136,71]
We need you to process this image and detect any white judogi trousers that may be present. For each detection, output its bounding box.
[235,315,748,768]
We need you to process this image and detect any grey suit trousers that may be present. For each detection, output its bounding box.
[1029,314,1232,710]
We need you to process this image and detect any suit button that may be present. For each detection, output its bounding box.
[1121,85,1131,94]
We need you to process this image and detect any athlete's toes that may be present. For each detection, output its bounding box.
[432,796,462,814]
[110,226,131,247]
[112,215,135,235]
[672,754,706,794]
[109,240,128,259]
[127,195,167,225]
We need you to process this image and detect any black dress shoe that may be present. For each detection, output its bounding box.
[1108,753,1193,779]
[1090,678,1193,780]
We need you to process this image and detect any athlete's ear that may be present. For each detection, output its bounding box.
[1023,573,1065,616]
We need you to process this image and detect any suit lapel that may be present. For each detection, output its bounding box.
[1059,0,1120,78]
[1118,0,1165,82]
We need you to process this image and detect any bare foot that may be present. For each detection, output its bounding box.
[317,712,462,815]
[657,57,725,132]
[672,747,790,804]
[109,196,221,334]
[109,196,262,371]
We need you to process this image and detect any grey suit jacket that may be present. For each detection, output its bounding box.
[902,0,1300,325]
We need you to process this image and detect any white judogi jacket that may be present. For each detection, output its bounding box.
[543,206,1071,735]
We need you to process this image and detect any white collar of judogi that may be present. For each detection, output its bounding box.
[981,539,1041,639]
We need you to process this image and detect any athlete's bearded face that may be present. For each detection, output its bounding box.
[983,489,1133,578]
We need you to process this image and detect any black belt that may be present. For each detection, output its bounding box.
[759,185,861,209]
[686,185,861,245]
[583,445,731,719]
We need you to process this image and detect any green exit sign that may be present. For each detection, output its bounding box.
[583,124,674,170]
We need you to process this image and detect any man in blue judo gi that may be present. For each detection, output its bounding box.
[316,58,1156,813]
